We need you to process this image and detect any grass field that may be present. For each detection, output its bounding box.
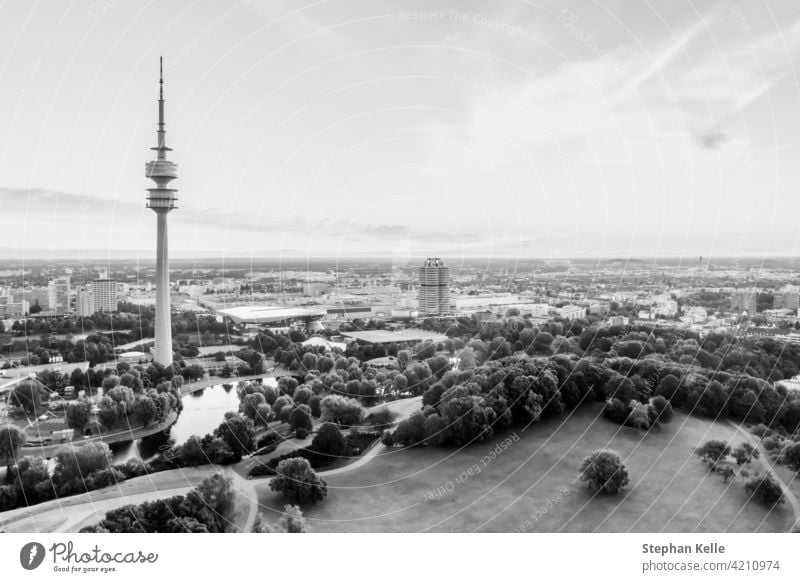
[254,403,795,532]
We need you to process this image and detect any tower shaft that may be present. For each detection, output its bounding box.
[154,212,172,365]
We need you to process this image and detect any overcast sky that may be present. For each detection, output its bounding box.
[1,0,800,262]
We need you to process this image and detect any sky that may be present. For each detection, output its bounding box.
[1,0,800,262]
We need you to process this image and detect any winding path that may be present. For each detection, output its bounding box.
[729,422,800,530]
[0,396,422,533]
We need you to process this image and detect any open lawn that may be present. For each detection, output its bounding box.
[254,403,795,532]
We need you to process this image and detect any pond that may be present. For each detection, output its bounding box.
[110,378,277,464]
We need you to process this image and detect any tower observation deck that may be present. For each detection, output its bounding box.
[146,57,178,211]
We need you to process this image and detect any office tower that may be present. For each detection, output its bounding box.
[47,276,71,314]
[417,258,450,315]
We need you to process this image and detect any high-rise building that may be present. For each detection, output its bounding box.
[775,286,800,311]
[417,258,450,315]
[92,279,117,313]
[47,276,71,314]
[76,286,95,317]
[146,57,178,366]
[731,289,757,314]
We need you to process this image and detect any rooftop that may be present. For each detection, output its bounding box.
[217,305,326,324]
[341,329,448,345]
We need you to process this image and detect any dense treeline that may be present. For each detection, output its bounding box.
[391,319,800,447]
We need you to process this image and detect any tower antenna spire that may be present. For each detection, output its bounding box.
[159,56,164,100]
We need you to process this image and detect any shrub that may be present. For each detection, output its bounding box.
[732,442,760,466]
[602,398,629,425]
[744,474,784,506]
[578,449,630,495]
[365,407,396,429]
[295,428,309,439]
[256,430,282,450]
[381,430,395,447]
[750,424,773,439]
[269,457,327,504]
[761,436,784,453]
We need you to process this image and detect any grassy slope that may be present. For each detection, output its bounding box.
[255,403,794,532]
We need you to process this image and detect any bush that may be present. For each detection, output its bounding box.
[578,449,630,495]
[256,430,282,450]
[750,424,773,439]
[82,473,235,533]
[762,435,784,453]
[732,442,760,466]
[602,398,630,425]
[744,473,784,506]
[269,457,327,504]
[365,407,396,429]
[295,428,309,439]
[344,431,380,455]
[381,430,395,447]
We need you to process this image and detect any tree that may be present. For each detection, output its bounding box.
[180,436,208,467]
[214,416,255,462]
[0,425,26,470]
[578,449,630,495]
[254,504,310,533]
[133,395,157,427]
[782,442,800,472]
[457,347,476,370]
[648,395,674,427]
[312,423,347,457]
[52,441,112,486]
[275,504,309,532]
[254,403,272,427]
[65,400,92,433]
[240,392,267,421]
[269,457,327,504]
[732,442,760,466]
[272,395,293,418]
[393,413,428,447]
[627,401,651,430]
[320,395,364,426]
[289,405,313,433]
[695,440,730,464]
[10,380,44,415]
[438,387,496,445]
[744,474,784,506]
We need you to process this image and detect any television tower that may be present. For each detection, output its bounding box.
[145,57,178,366]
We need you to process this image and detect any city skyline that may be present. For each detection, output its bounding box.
[1,0,800,261]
